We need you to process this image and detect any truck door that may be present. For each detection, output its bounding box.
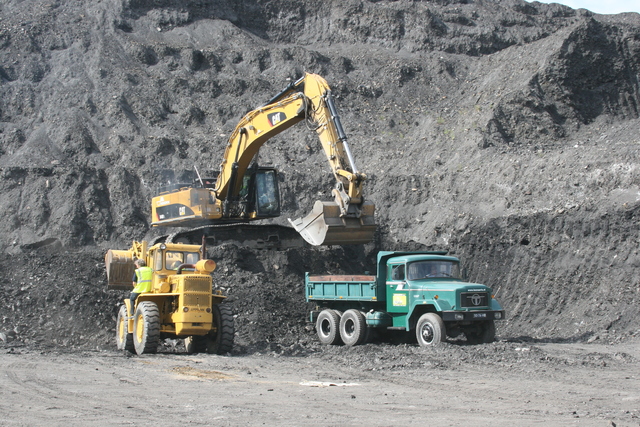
[386,263,409,314]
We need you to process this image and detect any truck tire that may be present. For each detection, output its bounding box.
[416,313,445,347]
[205,304,234,355]
[133,301,161,355]
[482,320,496,343]
[316,309,342,345]
[339,309,368,347]
[116,305,134,353]
[465,320,496,344]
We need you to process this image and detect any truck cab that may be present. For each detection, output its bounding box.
[381,252,503,343]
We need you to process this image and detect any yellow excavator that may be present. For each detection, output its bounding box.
[151,73,376,247]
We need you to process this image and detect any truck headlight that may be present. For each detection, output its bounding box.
[454,314,464,321]
[494,312,502,319]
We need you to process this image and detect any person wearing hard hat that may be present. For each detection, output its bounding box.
[130,258,152,316]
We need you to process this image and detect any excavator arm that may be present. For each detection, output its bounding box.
[215,73,375,245]
[217,74,364,211]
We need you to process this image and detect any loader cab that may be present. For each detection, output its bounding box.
[152,244,202,273]
[239,166,281,218]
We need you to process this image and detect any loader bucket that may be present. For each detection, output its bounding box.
[289,200,376,246]
[105,249,136,290]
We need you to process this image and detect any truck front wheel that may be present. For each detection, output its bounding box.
[416,313,445,347]
[339,309,368,347]
[316,309,342,345]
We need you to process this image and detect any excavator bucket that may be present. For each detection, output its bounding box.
[289,200,376,246]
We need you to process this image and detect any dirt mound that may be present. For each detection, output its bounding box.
[1,0,639,352]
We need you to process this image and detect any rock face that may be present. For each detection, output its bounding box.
[0,0,639,351]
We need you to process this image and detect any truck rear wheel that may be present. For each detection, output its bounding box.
[205,304,234,355]
[116,305,134,353]
[339,309,368,347]
[133,301,161,355]
[416,313,445,347]
[316,309,342,345]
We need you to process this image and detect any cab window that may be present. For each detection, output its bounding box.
[407,261,461,280]
[153,250,162,271]
[165,251,200,270]
[256,170,279,215]
[389,264,405,281]
[185,252,199,264]
[165,251,184,270]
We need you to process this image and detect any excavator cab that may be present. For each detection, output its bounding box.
[237,166,281,219]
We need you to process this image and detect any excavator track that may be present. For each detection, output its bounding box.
[151,223,305,250]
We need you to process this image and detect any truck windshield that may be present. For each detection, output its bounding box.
[165,251,200,270]
[407,260,461,280]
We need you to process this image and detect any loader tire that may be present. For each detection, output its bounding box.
[133,301,161,355]
[316,309,342,345]
[416,312,445,347]
[116,305,134,353]
[205,304,234,355]
[339,309,368,347]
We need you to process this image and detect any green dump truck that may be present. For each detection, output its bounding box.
[306,251,504,347]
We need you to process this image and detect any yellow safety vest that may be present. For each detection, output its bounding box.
[133,266,153,293]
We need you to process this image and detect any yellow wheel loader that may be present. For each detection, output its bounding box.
[151,73,376,247]
[106,240,234,355]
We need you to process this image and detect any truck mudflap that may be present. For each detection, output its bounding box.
[289,200,376,246]
[441,310,505,322]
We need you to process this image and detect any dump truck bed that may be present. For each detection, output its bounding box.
[305,273,379,301]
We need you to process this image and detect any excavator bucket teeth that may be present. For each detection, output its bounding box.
[289,200,376,246]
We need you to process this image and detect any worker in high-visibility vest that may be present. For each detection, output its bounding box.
[130,258,152,315]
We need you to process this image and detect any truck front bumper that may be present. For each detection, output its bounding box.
[441,310,505,322]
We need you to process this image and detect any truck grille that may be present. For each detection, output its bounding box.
[461,292,488,308]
